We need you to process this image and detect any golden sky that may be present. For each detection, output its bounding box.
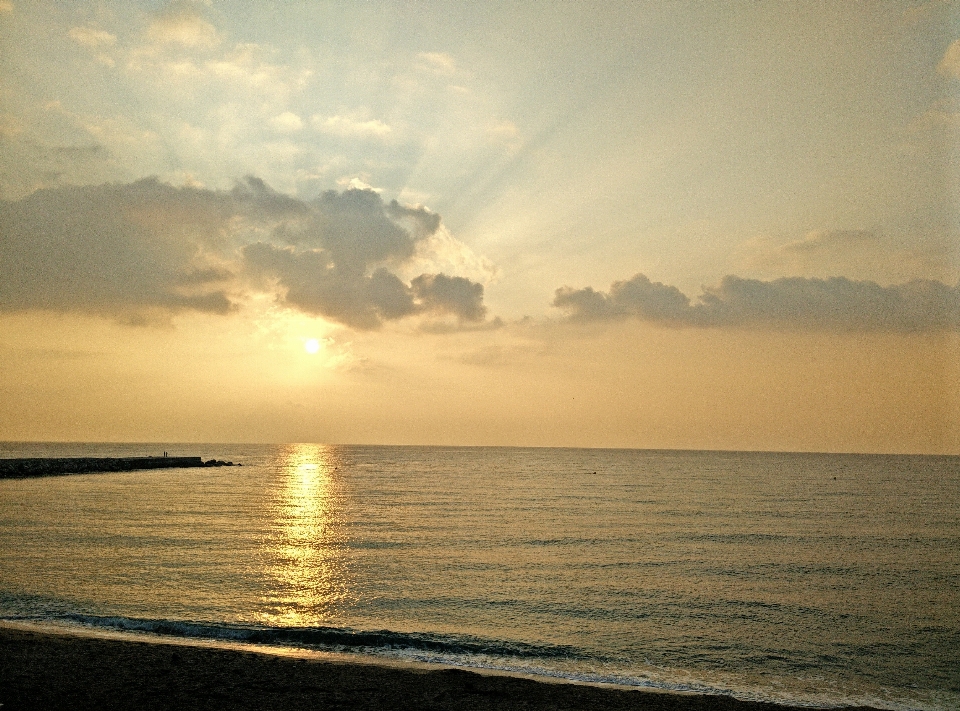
[1,1,958,453]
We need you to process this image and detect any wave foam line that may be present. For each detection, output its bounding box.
[15,613,590,662]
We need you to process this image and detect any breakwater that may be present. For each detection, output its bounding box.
[0,457,238,479]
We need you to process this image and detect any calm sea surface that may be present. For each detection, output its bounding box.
[0,443,957,709]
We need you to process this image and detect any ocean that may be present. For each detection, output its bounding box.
[0,442,957,710]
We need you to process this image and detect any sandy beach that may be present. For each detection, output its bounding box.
[0,625,884,711]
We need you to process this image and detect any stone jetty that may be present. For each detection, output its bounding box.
[0,456,239,480]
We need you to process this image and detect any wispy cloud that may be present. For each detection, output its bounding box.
[416,51,456,76]
[938,39,960,79]
[268,111,303,133]
[68,26,117,48]
[146,1,219,49]
[312,114,392,139]
[736,228,955,286]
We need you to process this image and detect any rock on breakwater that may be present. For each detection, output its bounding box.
[0,456,239,479]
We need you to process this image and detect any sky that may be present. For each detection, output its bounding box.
[0,0,958,453]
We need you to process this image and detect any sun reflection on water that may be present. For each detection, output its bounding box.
[260,443,351,626]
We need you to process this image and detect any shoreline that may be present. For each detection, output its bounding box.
[0,623,884,711]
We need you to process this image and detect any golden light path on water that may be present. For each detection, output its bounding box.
[260,443,351,626]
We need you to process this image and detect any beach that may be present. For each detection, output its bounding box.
[0,625,883,711]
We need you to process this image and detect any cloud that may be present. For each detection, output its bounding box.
[411,273,486,321]
[0,177,489,329]
[0,124,112,200]
[0,179,234,322]
[240,188,486,329]
[939,39,960,79]
[420,316,504,335]
[554,274,691,322]
[778,229,876,255]
[268,111,303,133]
[416,52,457,76]
[242,244,414,329]
[742,229,879,274]
[336,176,381,193]
[127,40,307,104]
[122,5,313,117]
[909,102,960,132]
[553,273,960,332]
[68,27,117,48]
[147,1,219,49]
[901,0,952,25]
[309,188,423,267]
[737,228,955,285]
[241,249,488,330]
[401,224,499,286]
[485,120,522,155]
[385,200,441,237]
[311,114,392,139]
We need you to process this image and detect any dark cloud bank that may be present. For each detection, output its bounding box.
[2,177,956,333]
[0,177,486,328]
[554,273,960,332]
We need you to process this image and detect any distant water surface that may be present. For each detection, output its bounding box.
[0,443,957,710]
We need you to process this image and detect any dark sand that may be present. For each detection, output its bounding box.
[0,626,881,711]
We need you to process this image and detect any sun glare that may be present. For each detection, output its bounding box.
[304,338,321,354]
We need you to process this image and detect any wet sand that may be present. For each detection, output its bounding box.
[0,626,881,711]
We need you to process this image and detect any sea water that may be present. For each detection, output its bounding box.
[0,443,957,710]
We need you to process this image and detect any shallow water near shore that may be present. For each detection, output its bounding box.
[1,443,957,710]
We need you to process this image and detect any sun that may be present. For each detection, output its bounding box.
[304,338,321,354]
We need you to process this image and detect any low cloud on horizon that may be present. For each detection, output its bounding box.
[554,273,960,332]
